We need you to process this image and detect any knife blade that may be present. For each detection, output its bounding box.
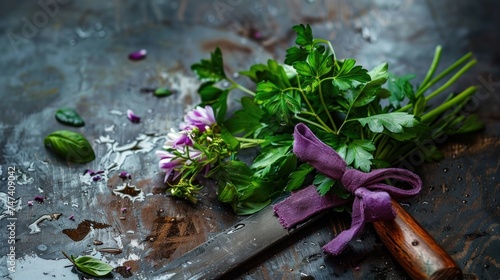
[152,199,461,280]
[151,201,327,280]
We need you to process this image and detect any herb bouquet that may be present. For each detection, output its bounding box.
[156,24,481,215]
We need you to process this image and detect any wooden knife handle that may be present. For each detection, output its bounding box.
[372,200,463,280]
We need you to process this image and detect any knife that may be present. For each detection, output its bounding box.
[152,198,462,280]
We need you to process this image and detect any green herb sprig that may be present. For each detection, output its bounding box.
[166,24,481,215]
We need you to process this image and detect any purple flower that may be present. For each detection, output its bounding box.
[34,195,44,203]
[156,147,205,182]
[27,200,34,206]
[128,49,147,61]
[92,175,101,182]
[69,215,75,221]
[121,207,127,214]
[164,129,192,149]
[119,171,132,180]
[127,109,141,123]
[180,106,216,132]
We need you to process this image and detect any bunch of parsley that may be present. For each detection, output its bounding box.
[186,24,481,215]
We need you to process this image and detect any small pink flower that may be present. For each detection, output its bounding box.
[128,49,147,61]
[27,201,34,206]
[127,109,141,123]
[121,207,127,214]
[180,106,216,132]
[126,266,131,271]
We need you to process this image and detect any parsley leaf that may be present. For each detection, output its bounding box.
[191,47,226,82]
[345,140,375,172]
[356,112,419,133]
[292,24,314,49]
[332,59,371,90]
[286,163,313,191]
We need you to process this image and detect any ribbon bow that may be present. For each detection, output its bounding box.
[273,123,422,255]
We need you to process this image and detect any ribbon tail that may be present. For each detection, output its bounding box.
[322,198,365,255]
[274,185,346,229]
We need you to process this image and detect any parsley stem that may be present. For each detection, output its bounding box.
[313,38,339,70]
[421,86,477,123]
[234,137,266,144]
[228,79,256,96]
[397,55,475,113]
[424,60,476,102]
[318,81,338,132]
[295,76,332,132]
[419,45,442,91]
[294,113,334,133]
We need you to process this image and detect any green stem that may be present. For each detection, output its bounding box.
[318,80,338,132]
[313,38,339,70]
[397,56,476,112]
[299,111,335,133]
[419,45,442,92]
[294,113,334,133]
[234,137,266,144]
[228,78,256,96]
[424,60,477,102]
[421,86,477,123]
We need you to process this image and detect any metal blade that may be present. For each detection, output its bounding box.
[152,202,325,280]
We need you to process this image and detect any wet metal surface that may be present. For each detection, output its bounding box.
[0,0,499,279]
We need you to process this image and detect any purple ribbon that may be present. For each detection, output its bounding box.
[273,123,422,255]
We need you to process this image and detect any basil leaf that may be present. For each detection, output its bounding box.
[73,255,113,277]
[55,108,85,127]
[44,130,95,163]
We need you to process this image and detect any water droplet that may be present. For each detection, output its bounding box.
[206,14,215,23]
[443,168,449,173]
[457,177,463,182]
[69,38,78,46]
[483,264,490,269]
[464,194,469,197]
[319,265,325,269]
[411,240,419,246]
[232,72,240,79]
[428,186,435,191]
[37,244,48,251]
[462,200,468,204]
[97,30,107,38]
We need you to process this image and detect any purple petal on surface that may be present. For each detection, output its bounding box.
[127,109,141,123]
[128,49,147,61]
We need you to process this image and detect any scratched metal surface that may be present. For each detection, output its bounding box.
[0,0,499,279]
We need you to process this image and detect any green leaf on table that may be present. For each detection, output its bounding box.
[332,59,371,90]
[191,47,226,82]
[345,140,375,172]
[154,87,174,97]
[286,163,313,192]
[71,255,113,277]
[44,130,95,163]
[55,108,85,127]
[356,112,419,133]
